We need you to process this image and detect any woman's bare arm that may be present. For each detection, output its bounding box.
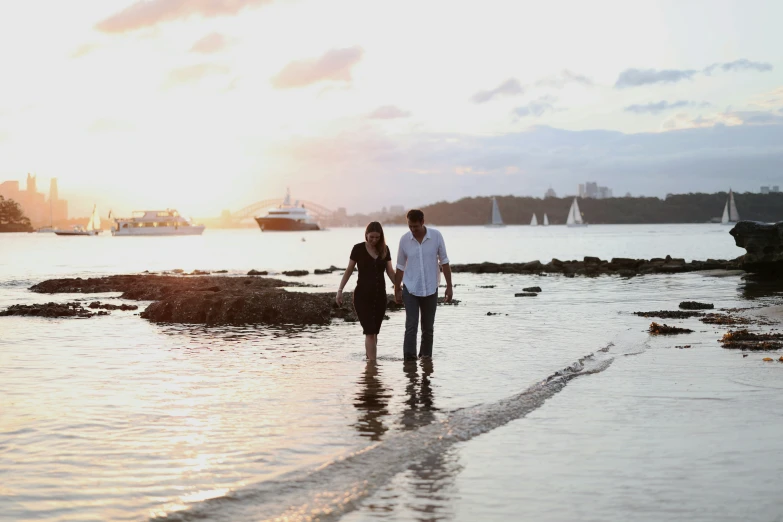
[336,260,356,305]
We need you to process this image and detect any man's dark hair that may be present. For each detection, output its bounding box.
[406,209,424,222]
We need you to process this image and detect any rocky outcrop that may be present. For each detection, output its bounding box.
[679,301,714,310]
[451,256,741,277]
[28,274,401,326]
[730,221,783,274]
[0,302,108,318]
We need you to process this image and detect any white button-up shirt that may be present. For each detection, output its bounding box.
[396,227,450,297]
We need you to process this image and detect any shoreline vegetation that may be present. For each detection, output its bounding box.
[387,192,783,226]
[0,195,33,232]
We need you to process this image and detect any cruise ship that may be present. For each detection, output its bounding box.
[112,209,205,236]
[255,190,320,232]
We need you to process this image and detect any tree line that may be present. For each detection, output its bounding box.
[0,196,33,232]
[388,192,783,225]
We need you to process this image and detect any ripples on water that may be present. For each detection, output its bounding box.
[1,226,781,521]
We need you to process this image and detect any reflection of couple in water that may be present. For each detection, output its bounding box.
[336,209,453,361]
[354,358,437,441]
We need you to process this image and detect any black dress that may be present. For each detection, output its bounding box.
[350,242,392,335]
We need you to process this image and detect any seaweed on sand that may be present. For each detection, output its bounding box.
[649,322,694,335]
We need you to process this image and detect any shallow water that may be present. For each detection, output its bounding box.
[1,225,780,521]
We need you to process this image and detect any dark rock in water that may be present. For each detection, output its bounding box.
[0,302,107,318]
[452,256,740,277]
[648,322,693,334]
[486,311,500,316]
[28,274,403,327]
[314,266,343,275]
[522,286,542,293]
[634,310,704,319]
[679,301,714,310]
[477,285,496,288]
[514,292,537,297]
[247,269,268,276]
[730,221,783,274]
[88,301,138,311]
[214,270,228,274]
[283,270,309,277]
[720,329,783,350]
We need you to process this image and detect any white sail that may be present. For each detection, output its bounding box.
[566,200,576,225]
[567,198,585,226]
[543,213,549,226]
[530,214,538,226]
[86,205,100,231]
[729,190,740,222]
[721,201,729,224]
[490,197,504,226]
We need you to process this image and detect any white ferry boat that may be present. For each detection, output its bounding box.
[112,209,205,236]
[255,190,320,232]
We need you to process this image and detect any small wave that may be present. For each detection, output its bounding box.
[153,350,615,522]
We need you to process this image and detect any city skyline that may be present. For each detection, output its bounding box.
[1,1,782,216]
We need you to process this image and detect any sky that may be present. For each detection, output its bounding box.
[0,0,782,217]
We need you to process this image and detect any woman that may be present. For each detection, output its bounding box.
[336,222,396,360]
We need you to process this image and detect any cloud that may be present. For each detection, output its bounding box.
[662,110,783,130]
[535,70,593,89]
[271,46,363,89]
[751,87,783,109]
[616,58,773,88]
[624,100,709,115]
[615,68,698,88]
[71,43,100,59]
[164,63,230,87]
[471,78,525,104]
[368,105,411,119]
[96,0,273,33]
[512,96,557,118]
[190,32,229,54]
[703,58,773,75]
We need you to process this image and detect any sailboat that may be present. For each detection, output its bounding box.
[543,213,549,226]
[721,189,740,225]
[566,198,587,227]
[530,214,539,226]
[55,205,102,236]
[486,197,506,227]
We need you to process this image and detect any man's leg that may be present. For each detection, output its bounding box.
[402,286,420,360]
[418,291,438,358]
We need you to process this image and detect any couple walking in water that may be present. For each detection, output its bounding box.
[336,209,453,360]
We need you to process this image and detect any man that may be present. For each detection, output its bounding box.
[394,209,453,360]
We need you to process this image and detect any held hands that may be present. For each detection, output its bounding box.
[394,286,403,305]
[336,289,343,306]
[444,284,453,303]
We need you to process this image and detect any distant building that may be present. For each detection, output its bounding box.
[544,187,557,199]
[578,184,585,198]
[597,186,613,199]
[0,174,68,227]
[761,186,770,194]
[774,186,780,193]
[578,181,612,199]
[388,205,405,216]
[624,192,632,198]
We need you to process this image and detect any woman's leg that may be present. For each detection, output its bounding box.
[365,334,377,360]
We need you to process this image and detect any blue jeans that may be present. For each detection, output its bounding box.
[402,286,438,358]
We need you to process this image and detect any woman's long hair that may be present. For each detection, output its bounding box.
[365,221,387,259]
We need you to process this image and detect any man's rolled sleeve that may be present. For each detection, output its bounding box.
[396,236,407,271]
[437,232,450,265]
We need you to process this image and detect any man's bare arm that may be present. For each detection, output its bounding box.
[441,264,453,302]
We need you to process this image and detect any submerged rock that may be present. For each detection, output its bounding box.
[88,301,138,311]
[679,301,714,310]
[634,310,704,319]
[247,269,268,276]
[648,322,694,334]
[283,270,309,277]
[514,292,538,297]
[522,286,542,293]
[730,221,783,274]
